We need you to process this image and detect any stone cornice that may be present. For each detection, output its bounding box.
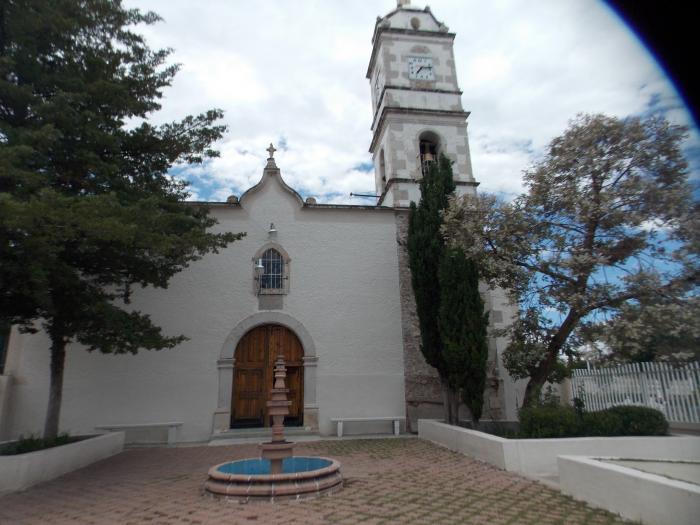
[372,85,463,127]
[377,177,479,206]
[370,107,470,153]
[367,28,455,79]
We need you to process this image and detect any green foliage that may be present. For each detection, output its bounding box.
[518,404,668,438]
[439,247,489,421]
[443,113,696,407]
[583,297,700,364]
[408,154,455,375]
[0,0,243,438]
[603,405,668,436]
[501,307,575,383]
[581,410,623,436]
[519,405,582,438]
[409,155,490,424]
[0,433,77,456]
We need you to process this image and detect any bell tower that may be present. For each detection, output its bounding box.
[368,1,478,207]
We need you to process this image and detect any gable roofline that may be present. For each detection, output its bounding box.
[238,159,305,207]
[186,200,400,211]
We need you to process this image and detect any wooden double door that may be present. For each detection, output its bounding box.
[231,324,304,428]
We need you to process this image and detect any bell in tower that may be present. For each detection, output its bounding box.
[367,2,478,207]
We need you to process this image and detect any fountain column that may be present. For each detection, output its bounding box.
[260,355,294,474]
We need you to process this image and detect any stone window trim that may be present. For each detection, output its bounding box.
[252,242,291,295]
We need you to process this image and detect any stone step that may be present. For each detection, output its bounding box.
[209,426,319,444]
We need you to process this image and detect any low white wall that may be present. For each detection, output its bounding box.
[512,435,700,477]
[418,420,511,469]
[418,419,700,478]
[559,456,700,525]
[0,431,124,496]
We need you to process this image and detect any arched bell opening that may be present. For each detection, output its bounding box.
[418,131,441,178]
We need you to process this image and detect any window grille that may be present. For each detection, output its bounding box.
[261,249,284,290]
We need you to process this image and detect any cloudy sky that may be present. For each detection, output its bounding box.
[125,0,699,204]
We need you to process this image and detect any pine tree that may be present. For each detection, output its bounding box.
[0,0,243,439]
[407,154,457,422]
[439,247,489,422]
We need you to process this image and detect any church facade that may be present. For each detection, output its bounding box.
[0,3,522,443]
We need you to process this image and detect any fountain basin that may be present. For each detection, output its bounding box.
[204,456,342,500]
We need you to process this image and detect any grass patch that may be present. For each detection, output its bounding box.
[0,433,82,456]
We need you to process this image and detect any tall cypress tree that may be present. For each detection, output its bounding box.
[0,0,243,439]
[407,154,456,421]
[439,247,489,422]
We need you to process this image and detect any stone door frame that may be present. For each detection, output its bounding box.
[213,312,318,434]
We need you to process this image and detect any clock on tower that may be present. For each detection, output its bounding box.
[366,1,478,207]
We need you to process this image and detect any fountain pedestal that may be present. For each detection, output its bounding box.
[260,356,293,474]
[204,356,342,501]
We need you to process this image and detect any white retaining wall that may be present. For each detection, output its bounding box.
[0,432,124,496]
[559,456,700,525]
[418,419,700,478]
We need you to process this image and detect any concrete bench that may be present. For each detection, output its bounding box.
[95,422,182,446]
[330,417,405,438]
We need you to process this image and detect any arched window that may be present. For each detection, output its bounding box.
[253,243,291,295]
[261,248,284,290]
[419,131,440,178]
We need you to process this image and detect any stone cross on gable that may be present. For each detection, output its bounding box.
[267,143,277,159]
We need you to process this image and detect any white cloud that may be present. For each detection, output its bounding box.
[125,0,697,203]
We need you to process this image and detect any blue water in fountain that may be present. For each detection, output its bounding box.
[217,457,332,475]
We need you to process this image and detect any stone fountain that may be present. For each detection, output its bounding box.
[260,355,295,474]
[205,356,342,501]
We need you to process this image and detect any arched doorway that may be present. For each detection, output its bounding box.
[231,324,304,428]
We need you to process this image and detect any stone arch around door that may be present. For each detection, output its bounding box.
[213,313,318,434]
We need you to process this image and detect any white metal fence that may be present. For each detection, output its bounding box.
[570,361,700,423]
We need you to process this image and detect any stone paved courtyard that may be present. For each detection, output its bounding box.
[0,438,631,524]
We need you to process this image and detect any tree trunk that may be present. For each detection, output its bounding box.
[451,388,460,425]
[43,337,66,440]
[522,373,546,409]
[441,379,451,423]
[521,309,582,409]
[441,378,460,425]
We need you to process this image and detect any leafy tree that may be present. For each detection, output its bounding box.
[443,113,697,407]
[408,154,455,421]
[438,247,489,422]
[409,154,491,423]
[583,297,700,363]
[0,0,243,439]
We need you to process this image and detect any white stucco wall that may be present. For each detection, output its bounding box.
[5,165,407,442]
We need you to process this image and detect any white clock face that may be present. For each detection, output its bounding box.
[408,56,435,81]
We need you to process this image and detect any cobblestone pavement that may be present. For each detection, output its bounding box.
[0,438,631,525]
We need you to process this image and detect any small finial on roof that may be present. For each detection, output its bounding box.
[267,143,277,159]
[397,0,411,8]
